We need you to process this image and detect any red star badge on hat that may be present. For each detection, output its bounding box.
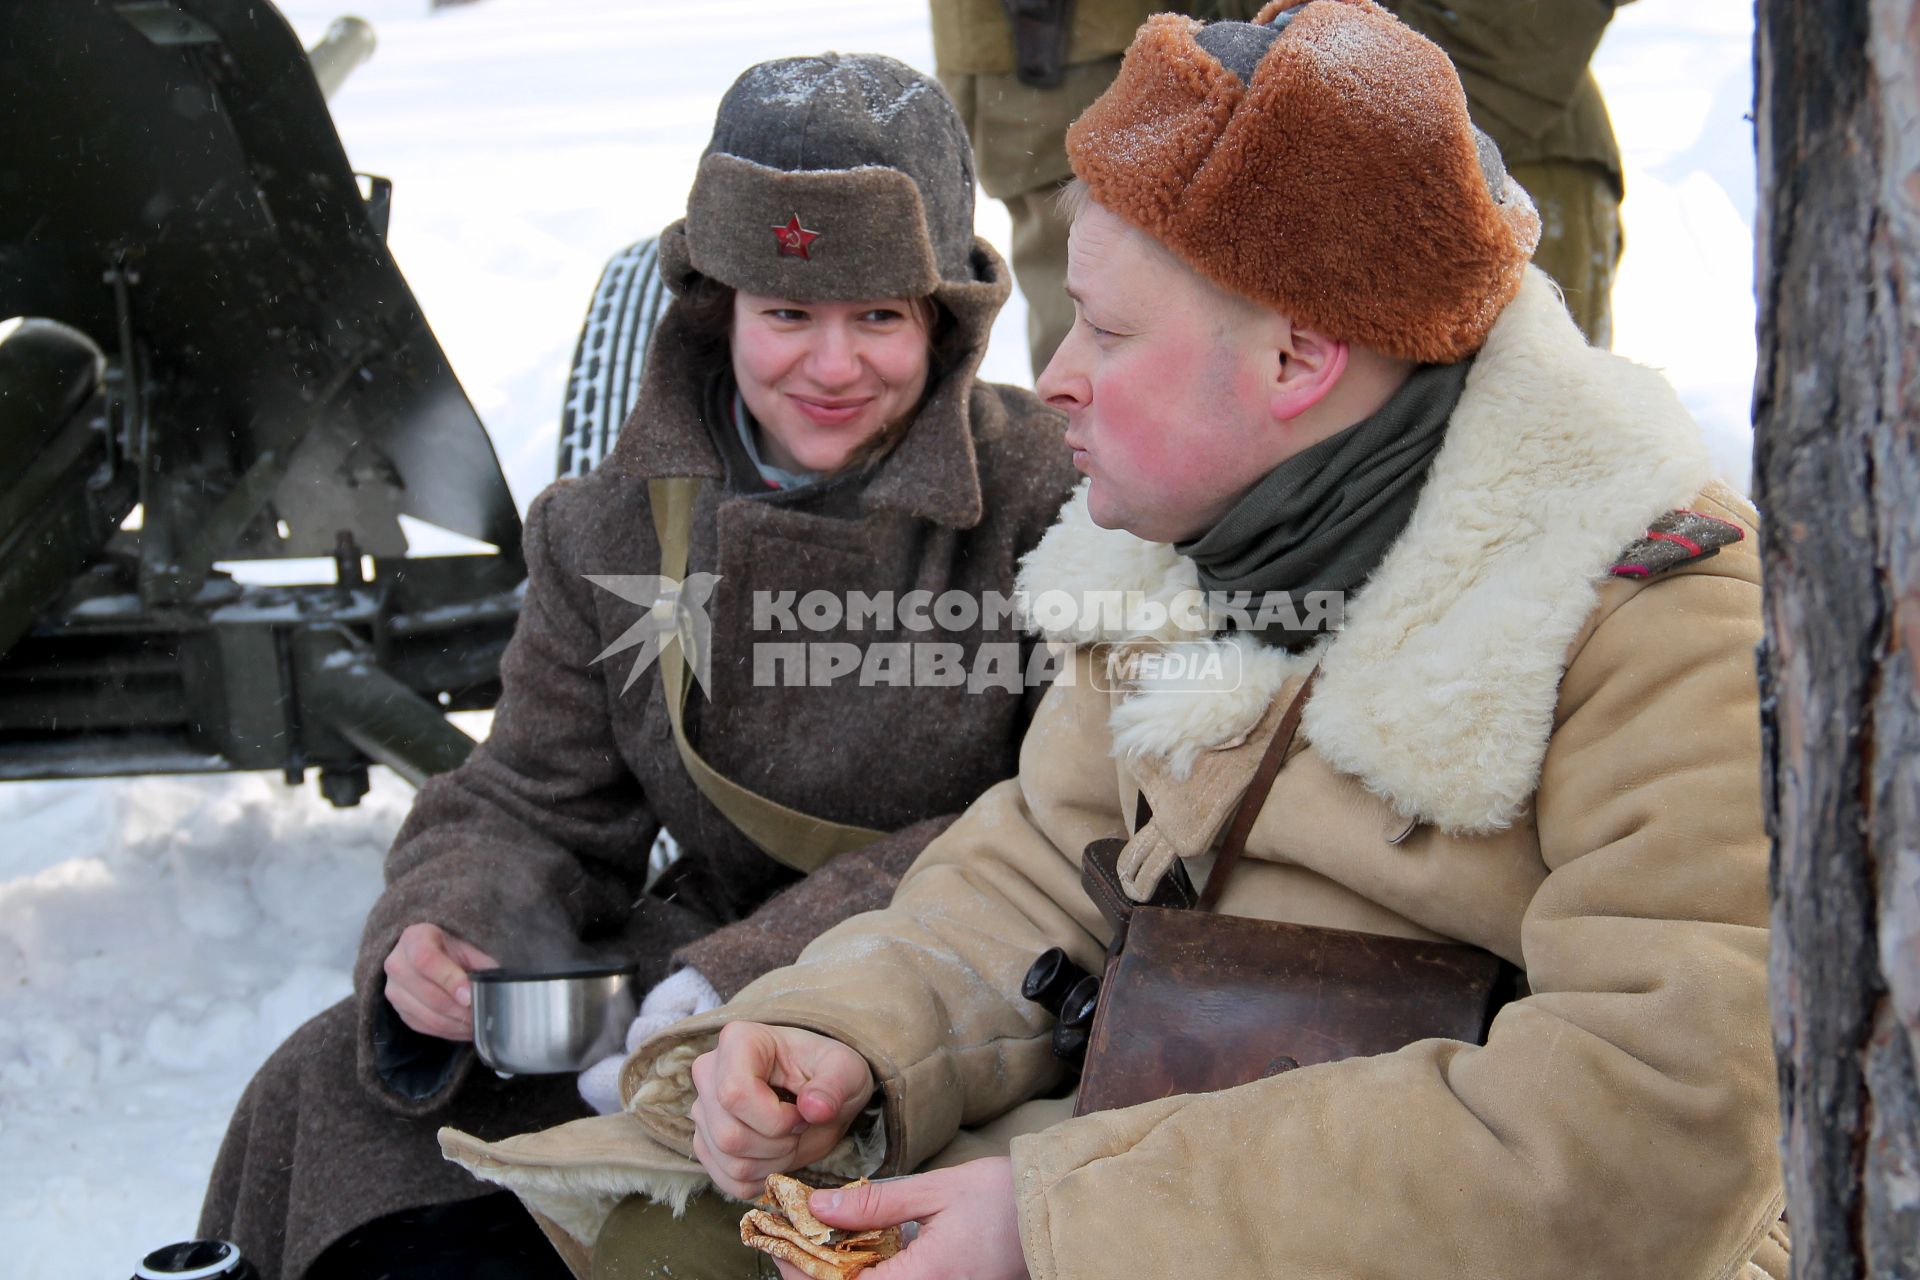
[773,214,819,260]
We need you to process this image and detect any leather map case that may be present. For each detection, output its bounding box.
[1073,905,1509,1116]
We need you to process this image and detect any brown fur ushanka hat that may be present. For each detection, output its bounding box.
[1066,0,1542,363]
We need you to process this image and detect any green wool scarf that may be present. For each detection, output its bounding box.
[1175,358,1472,650]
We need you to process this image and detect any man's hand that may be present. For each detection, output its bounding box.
[382,922,498,1041]
[773,1158,1027,1280]
[689,1021,873,1199]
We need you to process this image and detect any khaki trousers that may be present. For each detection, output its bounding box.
[590,1193,775,1280]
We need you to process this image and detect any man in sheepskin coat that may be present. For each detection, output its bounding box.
[444,4,1788,1276]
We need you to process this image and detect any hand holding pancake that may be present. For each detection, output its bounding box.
[762,1158,1027,1280]
[740,1174,903,1279]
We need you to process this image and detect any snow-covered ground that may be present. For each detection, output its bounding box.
[1,2,1756,1273]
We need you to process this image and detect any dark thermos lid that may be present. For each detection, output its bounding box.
[134,1240,257,1279]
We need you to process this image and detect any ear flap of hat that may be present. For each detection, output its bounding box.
[656,219,698,296]
[1069,14,1246,232]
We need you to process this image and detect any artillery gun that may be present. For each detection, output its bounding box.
[0,1,530,805]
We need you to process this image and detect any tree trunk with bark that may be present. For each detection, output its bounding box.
[1755,0,1920,1275]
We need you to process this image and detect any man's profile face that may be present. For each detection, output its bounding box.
[1037,203,1287,544]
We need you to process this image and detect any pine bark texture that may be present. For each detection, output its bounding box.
[1756,1,1920,1276]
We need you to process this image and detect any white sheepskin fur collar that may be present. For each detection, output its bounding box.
[1015,269,1712,834]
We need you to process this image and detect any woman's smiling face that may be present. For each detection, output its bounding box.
[730,293,933,476]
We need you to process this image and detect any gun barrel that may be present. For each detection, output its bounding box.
[308,16,376,100]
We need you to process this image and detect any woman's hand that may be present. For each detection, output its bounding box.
[382,922,498,1040]
[688,1021,873,1199]
[774,1158,1028,1280]
[579,968,725,1115]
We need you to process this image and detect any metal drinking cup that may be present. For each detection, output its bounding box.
[469,964,638,1075]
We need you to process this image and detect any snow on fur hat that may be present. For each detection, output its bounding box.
[1066,0,1541,363]
[661,53,978,302]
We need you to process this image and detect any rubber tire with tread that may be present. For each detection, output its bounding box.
[555,237,670,478]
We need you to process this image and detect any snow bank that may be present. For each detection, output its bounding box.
[0,772,406,1273]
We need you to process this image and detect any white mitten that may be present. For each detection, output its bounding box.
[640,966,723,1025]
[576,967,722,1115]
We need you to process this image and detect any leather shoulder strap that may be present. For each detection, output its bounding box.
[1198,666,1318,911]
[648,477,883,873]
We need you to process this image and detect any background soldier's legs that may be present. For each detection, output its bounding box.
[1001,181,1077,376]
[938,59,1122,378]
[1510,159,1624,348]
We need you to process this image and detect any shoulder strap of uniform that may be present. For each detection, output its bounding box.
[648,476,883,873]
[1610,508,1745,579]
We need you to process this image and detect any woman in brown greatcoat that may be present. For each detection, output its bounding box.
[195,52,1077,1280]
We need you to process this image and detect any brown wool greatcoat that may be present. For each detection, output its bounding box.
[446,272,1789,1280]
[197,238,1079,1280]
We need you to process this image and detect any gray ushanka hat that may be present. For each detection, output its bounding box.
[662,53,979,301]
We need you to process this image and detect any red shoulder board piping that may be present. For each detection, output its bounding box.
[1610,509,1745,579]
